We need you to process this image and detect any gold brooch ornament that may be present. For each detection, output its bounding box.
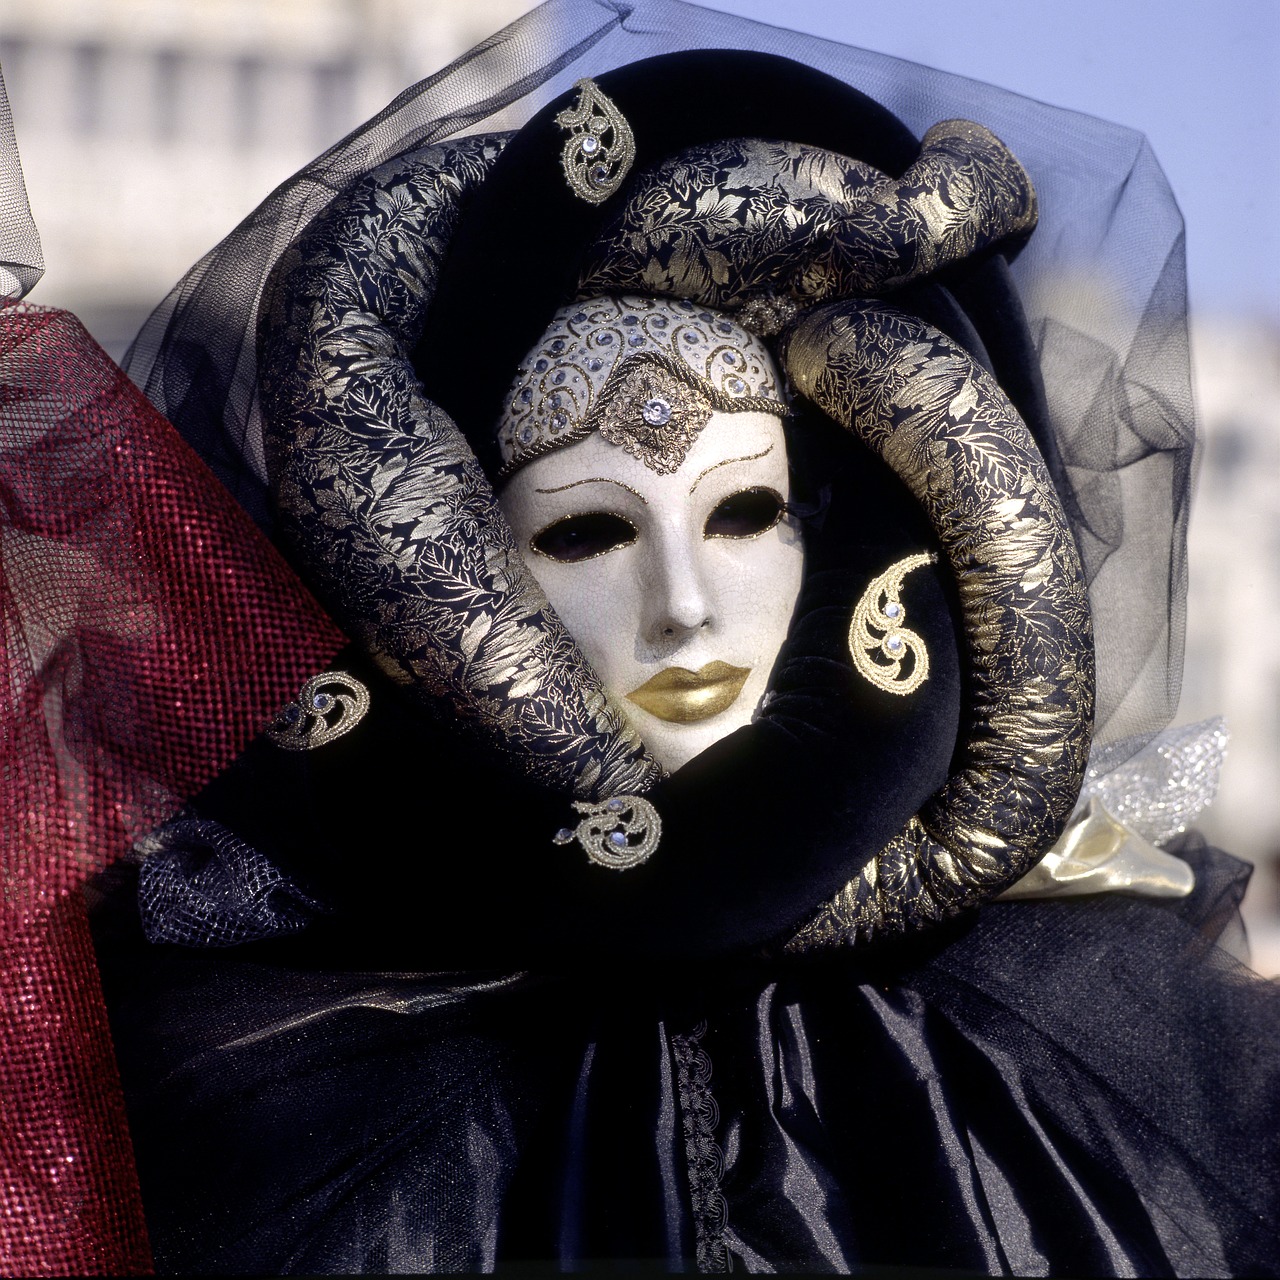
[266,671,370,750]
[736,291,804,338]
[552,794,662,870]
[554,79,636,205]
[594,355,712,474]
[848,553,937,695]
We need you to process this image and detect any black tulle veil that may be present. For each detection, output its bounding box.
[121,0,1192,753]
[0,63,42,301]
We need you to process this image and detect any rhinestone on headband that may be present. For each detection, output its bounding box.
[497,295,787,476]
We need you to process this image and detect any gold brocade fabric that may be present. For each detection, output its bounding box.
[784,301,1095,949]
[580,122,1036,310]
[258,137,660,801]
[258,121,1090,937]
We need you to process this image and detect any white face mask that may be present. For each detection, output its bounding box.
[499,410,804,772]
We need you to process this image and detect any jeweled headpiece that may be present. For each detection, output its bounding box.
[496,294,786,477]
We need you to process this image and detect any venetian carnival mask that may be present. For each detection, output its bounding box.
[497,296,803,771]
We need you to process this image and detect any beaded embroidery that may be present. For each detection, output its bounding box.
[498,295,785,476]
[554,79,636,205]
[848,553,936,695]
[265,671,370,750]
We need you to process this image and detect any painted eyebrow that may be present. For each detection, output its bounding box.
[688,443,774,494]
[534,477,649,505]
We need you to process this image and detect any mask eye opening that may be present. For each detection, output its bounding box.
[529,511,639,563]
[703,486,787,540]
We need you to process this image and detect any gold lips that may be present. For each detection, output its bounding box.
[625,661,751,724]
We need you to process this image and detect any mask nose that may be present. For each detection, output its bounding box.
[644,529,714,649]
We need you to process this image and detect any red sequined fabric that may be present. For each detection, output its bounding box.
[0,303,345,1274]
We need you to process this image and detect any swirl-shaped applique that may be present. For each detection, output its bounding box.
[552,794,662,869]
[783,301,1094,949]
[266,672,370,750]
[848,553,937,695]
[553,78,636,205]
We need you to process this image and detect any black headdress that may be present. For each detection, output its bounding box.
[124,0,1193,959]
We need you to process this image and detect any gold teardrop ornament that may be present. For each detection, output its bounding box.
[848,553,937,695]
[554,79,636,205]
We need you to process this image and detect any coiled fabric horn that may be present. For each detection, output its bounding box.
[782,299,1095,948]
[580,121,1037,316]
[257,137,660,801]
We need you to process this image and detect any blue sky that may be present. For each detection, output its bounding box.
[697,0,1279,324]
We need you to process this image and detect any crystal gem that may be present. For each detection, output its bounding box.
[551,339,566,354]
[591,163,609,184]
[653,316,667,327]
[587,358,603,372]
[283,705,300,723]
[723,351,737,364]
[535,358,549,372]
[580,135,600,155]
[520,387,532,403]
[885,634,904,653]
[608,830,628,848]
[727,376,746,395]
[884,601,902,619]
[628,332,644,346]
[607,798,625,812]
[548,392,562,408]
[573,312,587,324]
[642,398,672,426]
[598,333,613,345]
[553,369,566,383]
[623,315,638,325]
[555,827,574,843]
[312,692,331,710]
[520,425,534,444]
[588,116,606,134]
[684,332,698,343]
[550,412,567,431]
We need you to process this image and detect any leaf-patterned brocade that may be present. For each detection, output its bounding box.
[258,136,659,800]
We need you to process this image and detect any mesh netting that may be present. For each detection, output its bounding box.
[0,303,345,1273]
[0,65,42,300]
[136,818,326,948]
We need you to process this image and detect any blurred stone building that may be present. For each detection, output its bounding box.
[1,0,535,354]
[4,0,1279,971]
[1181,316,1280,972]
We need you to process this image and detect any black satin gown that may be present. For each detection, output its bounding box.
[91,831,1280,1276]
